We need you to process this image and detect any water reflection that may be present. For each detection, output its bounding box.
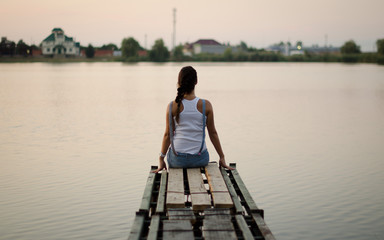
[0,62,383,240]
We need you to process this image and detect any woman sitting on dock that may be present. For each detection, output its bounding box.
[154,66,232,173]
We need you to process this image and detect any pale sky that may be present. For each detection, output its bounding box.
[1,0,383,51]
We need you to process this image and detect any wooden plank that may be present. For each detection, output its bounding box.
[163,220,194,240]
[166,168,185,208]
[205,163,233,208]
[220,167,244,214]
[251,213,276,240]
[204,208,231,215]
[203,219,236,240]
[168,208,196,224]
[127,212,145,240]
[204,208,232,221]
[229,163,259,211]
[139,166,157,212]
[187,168,211,211]
[147,215,160,240]
[155,171,168,214]
[235,214,254,240]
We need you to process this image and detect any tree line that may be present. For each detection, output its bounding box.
[118,37,384,65]
[2,36,384,65]
[0,38,36,56]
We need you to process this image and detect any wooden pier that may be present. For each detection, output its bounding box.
[128,162,275,240]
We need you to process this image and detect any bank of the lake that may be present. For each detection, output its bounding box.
[1,52,384,64]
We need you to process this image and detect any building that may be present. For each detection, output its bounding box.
[41,28,80,57]
[267,41,340,56]
[190,39,228,55]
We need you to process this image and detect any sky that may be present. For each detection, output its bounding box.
[1,0,383,52]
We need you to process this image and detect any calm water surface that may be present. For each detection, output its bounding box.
[1,62,383,240]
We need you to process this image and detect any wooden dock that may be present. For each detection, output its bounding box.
[128,162,275,240]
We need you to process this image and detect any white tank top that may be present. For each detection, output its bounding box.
[173,97,207,154]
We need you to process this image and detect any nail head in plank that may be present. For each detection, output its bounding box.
[166,168,185,208]
[187,168,211,210]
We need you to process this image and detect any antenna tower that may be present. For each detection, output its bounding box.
[173,8,176,51]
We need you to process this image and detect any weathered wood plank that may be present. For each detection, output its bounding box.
[147,214,160,240]
[168,208,196,224]
[204,208,231,215]
[229,163,259,211]
[220,167,244,213]
[187,168,211,211]
[252,212,276,240]
[139,166,157,212]
[127,212,145,240]
[203,218,236,240]
[205,163,233,208]
[204,208,232,221]
[163,220,194,240]
[235,214,254,240]
[155,171,168,214]
[166,168,185,208]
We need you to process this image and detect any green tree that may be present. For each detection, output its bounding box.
[172,44,184,61]
[239,41,248,52]
[223,47,233,61]
[121,37,140,58]
[149,39,169,62]
[376,39,384,55]
[100,43,118,51]
[0,38,16,56]
[85,44,95,58]
[16,39,29,56]
[341,40,361,54]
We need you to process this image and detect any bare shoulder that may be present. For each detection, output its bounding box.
[197,98,213,113]
[169,100,182,115]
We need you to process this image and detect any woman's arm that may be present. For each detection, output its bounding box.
[205,100,233,170]
[153,103,171,173]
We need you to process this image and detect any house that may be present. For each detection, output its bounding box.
[191,39,228,55]
[267,41,340,56]
[41,28,80,57]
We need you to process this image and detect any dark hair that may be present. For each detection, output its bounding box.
[175,66,197,123]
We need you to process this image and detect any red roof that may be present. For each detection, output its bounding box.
[193,39,222,46]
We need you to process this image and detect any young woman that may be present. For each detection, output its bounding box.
[154,66,232,173]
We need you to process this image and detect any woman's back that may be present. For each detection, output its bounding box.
[173,97,207,154]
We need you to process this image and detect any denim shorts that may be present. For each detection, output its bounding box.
[167,148,209,168]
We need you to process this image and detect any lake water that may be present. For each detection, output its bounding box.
[0,62,383,240]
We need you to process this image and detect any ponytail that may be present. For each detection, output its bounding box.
[175,87,185,123]
[174,66,197,124]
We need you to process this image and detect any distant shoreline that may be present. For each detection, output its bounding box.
[1,54,383,65]
[0,56,120,63]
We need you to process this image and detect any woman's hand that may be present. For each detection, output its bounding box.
[219,156,234,170]
[152,157,167,173]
